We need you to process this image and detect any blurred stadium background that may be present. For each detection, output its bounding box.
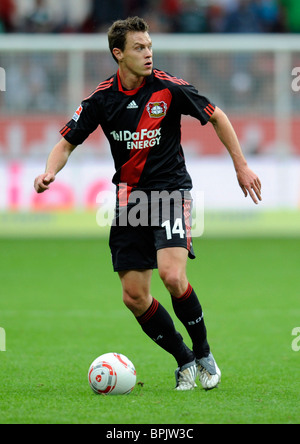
[1,0,300,238]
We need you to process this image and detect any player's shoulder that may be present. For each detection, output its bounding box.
[153,69,190,87]
[83,75,115,102]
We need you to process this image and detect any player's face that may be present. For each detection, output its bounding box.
[119,32,153,78]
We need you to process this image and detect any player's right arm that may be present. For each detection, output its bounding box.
[34,138,77,194]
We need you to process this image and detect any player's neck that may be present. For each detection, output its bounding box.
[117,68,145,91]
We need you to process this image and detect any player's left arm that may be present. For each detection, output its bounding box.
[209,106,262,204]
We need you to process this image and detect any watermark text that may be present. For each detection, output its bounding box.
[291,67,300,92]
[291,327,300,352]
[96,187,205,237]
[0,67,6,92]
[0,327,6,351]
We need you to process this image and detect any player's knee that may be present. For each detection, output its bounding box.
[122,288,149,316]
[123,289,137,310]
[159,268,185,295]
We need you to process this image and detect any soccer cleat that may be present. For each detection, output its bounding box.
[175,361,197,391]
[196,353,221,390]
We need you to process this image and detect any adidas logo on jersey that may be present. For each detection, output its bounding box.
[127,100,139,109]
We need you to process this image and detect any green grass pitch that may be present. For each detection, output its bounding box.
[0,237,299,424]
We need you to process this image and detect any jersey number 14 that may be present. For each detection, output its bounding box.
[162,218,185,240]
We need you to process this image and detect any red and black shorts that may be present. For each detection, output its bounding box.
[109,189,195,272]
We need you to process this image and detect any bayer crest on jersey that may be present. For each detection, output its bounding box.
[147,101,168,118]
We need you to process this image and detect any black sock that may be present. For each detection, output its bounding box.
[171,284,210,359]
[136,298,194,367]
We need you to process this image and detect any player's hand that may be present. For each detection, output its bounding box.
[34,173,55,194]
[236,166,262,205]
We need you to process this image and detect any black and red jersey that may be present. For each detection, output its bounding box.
[60,68,215,192]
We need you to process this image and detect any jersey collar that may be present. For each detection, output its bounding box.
[116,69,153,95]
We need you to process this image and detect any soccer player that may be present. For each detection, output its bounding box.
[34,17,262,391]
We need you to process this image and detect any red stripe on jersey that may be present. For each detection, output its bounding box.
[60,125,67,135]
[96,81,114,91]
[84,77,114,100]
[120,88,172,187]
[60,126,71,137]
[153,69,189,86]
[204,104,215,117]
[183,198,192,254]
[118,183,133,207]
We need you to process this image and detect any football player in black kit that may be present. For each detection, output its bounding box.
[34,17,262,391]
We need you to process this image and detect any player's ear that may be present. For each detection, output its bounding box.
[113,48,123,63]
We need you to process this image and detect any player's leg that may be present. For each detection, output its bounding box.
[118,269,195,372]
[110,217,195,389]
[119,269,153,317]
[157,247,210,358]
[157,246,221,389]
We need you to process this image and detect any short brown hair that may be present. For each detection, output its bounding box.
[108,17,149,63]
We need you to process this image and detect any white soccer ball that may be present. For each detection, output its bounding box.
[88,352,136,395]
